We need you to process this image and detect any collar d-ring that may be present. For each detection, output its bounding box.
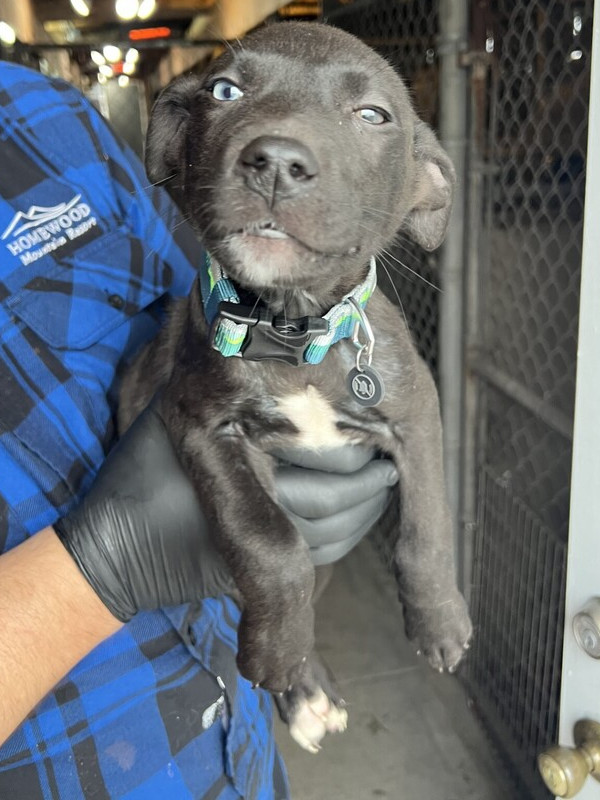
[347,296,375,372]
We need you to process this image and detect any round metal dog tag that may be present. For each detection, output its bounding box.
[347,366,385,407]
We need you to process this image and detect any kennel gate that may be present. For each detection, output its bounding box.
[324,0,594,797]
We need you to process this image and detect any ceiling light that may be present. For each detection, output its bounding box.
[125,47,139,62]
[122,61,136,75]
[70,0,91,17]
[137,0,156,20]
[99,64,114,77]
[118,75,130,87]
[90,49,105,65]
[98,73,107,84]
[103,44,121,62]
[0,21,16,45]
[115,0,139,20]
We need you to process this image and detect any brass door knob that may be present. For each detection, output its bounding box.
[538,720,600,797]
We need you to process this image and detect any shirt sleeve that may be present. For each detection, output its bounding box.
[0,438,61,550]
[84,96,201,298]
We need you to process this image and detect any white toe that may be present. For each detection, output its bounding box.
[288,689,348,752]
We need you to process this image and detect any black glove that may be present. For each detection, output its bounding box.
[55,402,398,622]
[273,447,397,565]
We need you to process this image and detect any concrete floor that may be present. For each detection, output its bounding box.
[275,540,512,800]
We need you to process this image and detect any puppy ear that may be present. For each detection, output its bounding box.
[145,73,204,185]
[402,121,456,251]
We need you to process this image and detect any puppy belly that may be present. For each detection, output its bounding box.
[276,386,356,450]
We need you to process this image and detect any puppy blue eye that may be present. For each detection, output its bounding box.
[211,79,244,101]
[356,107,389,125]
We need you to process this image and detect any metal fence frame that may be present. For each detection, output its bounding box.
[437,0,469,573]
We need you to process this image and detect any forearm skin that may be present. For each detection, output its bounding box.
[0,527,123,745]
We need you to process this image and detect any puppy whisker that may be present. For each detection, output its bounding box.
[170,215,193,234]
[377,256,409,331]
[143,213,193,262]
[380,246,441,293]
[337,201,398,221]
[249,289,265,316]
[389,236,421,261]
[130,173,177,193]
[353,220,440,294]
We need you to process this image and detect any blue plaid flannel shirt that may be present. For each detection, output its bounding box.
[0,62,288,800]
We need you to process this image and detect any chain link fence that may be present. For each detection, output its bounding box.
[326,0,592,797]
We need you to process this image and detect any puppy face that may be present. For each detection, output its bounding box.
[147,22,455,294]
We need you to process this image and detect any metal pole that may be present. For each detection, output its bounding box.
[437,0,469,586]
[460,52,486,607]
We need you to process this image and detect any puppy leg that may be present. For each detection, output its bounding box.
[167,402,315,691]
[275,652,347,754]
[388,362,472,671]
[275,566,345,753]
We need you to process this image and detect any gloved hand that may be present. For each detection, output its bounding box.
[273,446,398,565]
[55,401,398,622]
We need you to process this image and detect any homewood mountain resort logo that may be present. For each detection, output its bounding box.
[2,194,97,265]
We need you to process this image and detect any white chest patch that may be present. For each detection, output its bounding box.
[276,386,353,450]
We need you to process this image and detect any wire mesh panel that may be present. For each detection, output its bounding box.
[465,0,592,796]
[469,400,569,798]
[469,464,566,796]
[482,1,588,425]
[323,0,441,376]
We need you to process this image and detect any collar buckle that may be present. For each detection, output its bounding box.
[211,302,329,366]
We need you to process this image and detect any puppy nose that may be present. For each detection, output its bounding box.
[237,136,318,204]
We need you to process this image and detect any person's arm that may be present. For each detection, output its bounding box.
[0,527,122,744]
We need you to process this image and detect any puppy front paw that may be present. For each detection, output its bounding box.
[275,654,347,753]
[403,592,472,673]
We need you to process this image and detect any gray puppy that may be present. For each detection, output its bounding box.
[119,22,472,753]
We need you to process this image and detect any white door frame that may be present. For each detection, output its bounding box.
[557,1,600,797]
